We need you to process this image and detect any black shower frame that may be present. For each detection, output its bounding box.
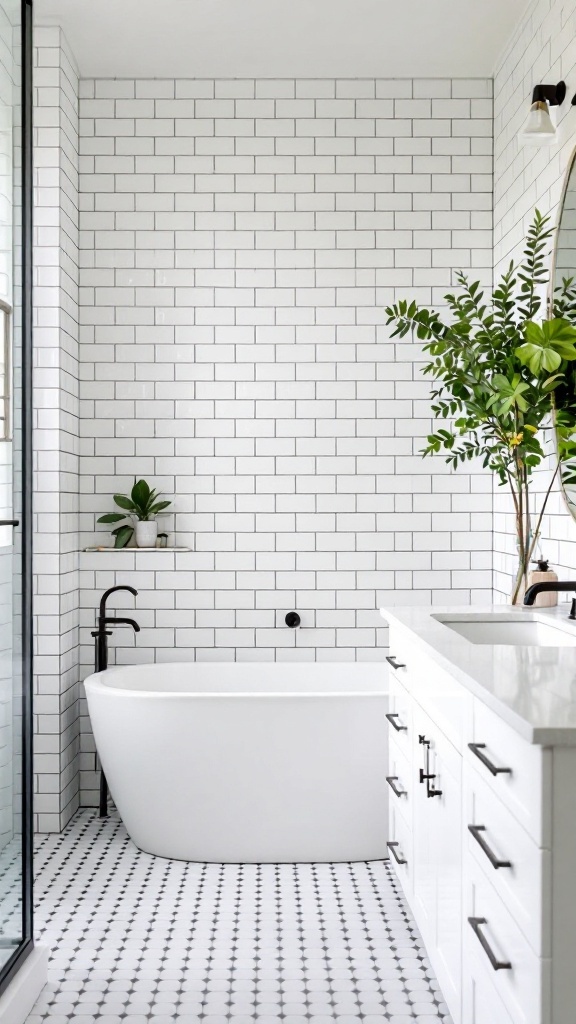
[0,0,34,998]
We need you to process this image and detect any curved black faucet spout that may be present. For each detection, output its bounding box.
[94,586,140,673]
[103,616,141,633]
[524,580,576,616]
[99,584,138,619]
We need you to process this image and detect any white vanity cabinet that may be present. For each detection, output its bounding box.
[384,614,576,1024]
[387,651,463,1019]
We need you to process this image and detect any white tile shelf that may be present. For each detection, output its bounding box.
[83,546,190,552]
[80,548,193,572]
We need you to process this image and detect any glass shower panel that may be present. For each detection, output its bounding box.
[0,0,24,976]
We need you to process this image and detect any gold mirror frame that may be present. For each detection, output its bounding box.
[550,145,576,520]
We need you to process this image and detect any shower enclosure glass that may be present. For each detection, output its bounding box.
[0,0,33,996]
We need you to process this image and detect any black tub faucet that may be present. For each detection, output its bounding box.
[92,585,140,819]
[93,585,140,672]
[523,580,576,618]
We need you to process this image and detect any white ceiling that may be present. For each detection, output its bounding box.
[35,0,528,79]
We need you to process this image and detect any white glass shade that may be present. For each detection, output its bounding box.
[518,100,557,146]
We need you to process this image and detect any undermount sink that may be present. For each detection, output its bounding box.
[433,614,576,647]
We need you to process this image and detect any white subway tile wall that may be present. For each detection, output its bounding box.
[75,74,494,806]
[34,32,495,816]
[33,28,81,832]
[493,0,576,598]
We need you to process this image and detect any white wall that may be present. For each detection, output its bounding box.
[33,26,80,832]
[73,75,494,805]
[31,31,498,815]
[29,0,576,827]
[493,0,576,598]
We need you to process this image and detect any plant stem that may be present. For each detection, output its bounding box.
[510,458,561,605]
[525,460,561,567]
[510,443,532,606]
[520,468,530,596]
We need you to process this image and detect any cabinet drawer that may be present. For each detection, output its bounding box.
[462,928,515,1024]
[389,624,464,750]
[387,800,412,897]
[468,698,551,846]
[388,734,412,827]
[465,762,550,957]
[464,853,551,1024]
[387,670,411,756]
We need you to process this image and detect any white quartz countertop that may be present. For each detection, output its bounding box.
[380,604,576,746]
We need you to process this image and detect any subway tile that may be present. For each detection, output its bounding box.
[37,54,498,816]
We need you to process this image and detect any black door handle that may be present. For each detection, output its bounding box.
[468,826,512,870]
[386,776,406,799]
[468,917,511,971]
[468,743,512,777]
[386,712,407,733]
[0,519,18,527]
[387,841,407,866]
[386,655,406,670]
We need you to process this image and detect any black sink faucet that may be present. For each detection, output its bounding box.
[93,585,140,672]
[523,581,576,619]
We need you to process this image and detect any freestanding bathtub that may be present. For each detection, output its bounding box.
[84,662,388,863]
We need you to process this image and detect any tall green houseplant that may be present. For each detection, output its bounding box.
[386,211,576,604]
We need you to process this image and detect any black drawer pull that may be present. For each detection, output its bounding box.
[386,712,407,733]
[468,825,512,870]
[468,743,512,777]
[468,917,511,971]
[419,734,442,798]
[387,841,407,866]
[386,776,406,799]
[386,655,406,670]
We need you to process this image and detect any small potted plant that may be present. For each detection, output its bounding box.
[98,479,172,548]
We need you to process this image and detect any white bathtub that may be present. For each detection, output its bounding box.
[84,662,388,863]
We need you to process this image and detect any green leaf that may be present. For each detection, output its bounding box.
[111,525,134,549]
[149,500,172,515]
[542,317,576,344]
[113,494,135,511]
[519,318,576,373]
[486,374,530,414]
[131,479,151,511]
[515,341,562,374]
[97,513,127,524]
[524,321,544,345]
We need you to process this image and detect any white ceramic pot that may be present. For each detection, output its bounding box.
[135,520,158,548]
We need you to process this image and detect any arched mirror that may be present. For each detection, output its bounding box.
[552,150,576,519]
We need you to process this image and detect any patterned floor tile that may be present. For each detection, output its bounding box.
[23,810,451,1022]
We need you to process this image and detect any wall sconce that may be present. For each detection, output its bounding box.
[519,81,567,146]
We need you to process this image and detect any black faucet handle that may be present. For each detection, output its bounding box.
[285,611,301,629]
[570,599,576,621]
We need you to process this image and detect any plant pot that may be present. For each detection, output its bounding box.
[135,520,158,548]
